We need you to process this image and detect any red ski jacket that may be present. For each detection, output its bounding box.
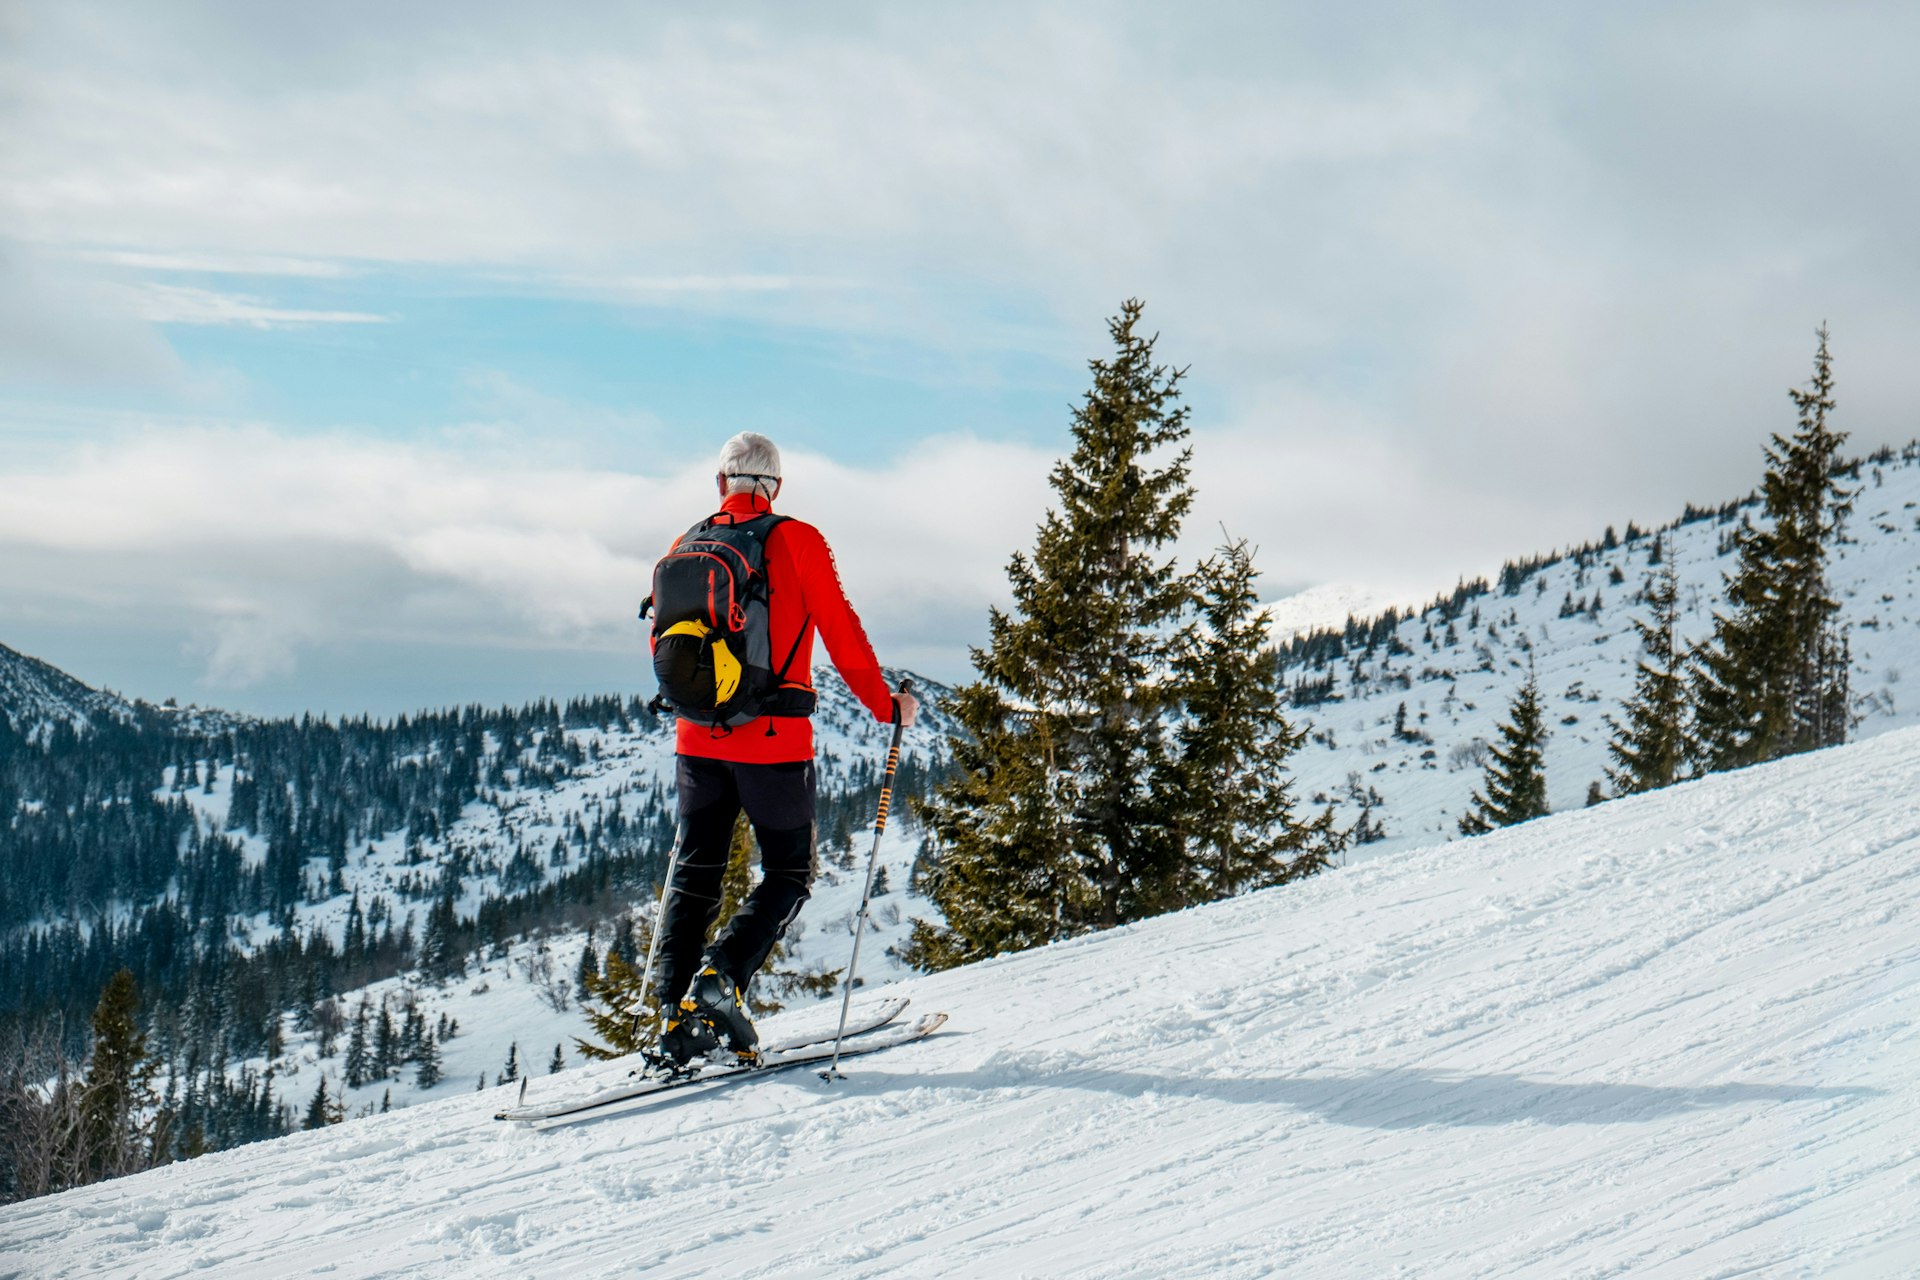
[664,490,894,764]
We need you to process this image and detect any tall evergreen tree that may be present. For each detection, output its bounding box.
[574,939,598,999]
[909,300,1194,969]
[413,1031,442,1089]
[1459,666,1550,834]
[342,999,370,1089]
[79,969,155,1181]
[1606,557,1689,794]
[1167,536,1341,899]
[372,1003,396,1080]
[418,884,464,982]
[1692,326,1854,769]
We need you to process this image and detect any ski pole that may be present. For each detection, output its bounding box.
[821,679,913,1080]
[634,820,688,1045]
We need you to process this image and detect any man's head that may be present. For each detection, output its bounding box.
[716,432,782,502]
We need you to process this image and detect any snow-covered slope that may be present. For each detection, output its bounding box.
[108,666,958,1121]
[0,641,135,738]
[9,725,1915,1278]
[1281,446,1920,857]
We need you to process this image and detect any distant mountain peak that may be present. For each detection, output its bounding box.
[0,641,136,739]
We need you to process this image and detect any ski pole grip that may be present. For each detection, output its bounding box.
[891,677,914,730]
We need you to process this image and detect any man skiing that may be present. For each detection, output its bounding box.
[645,431,916,1067]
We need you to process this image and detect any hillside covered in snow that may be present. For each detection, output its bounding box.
[0,641,136,740]
[1276,441,1920,859]
[7,716,1915,1277]
[0,655,959,1150]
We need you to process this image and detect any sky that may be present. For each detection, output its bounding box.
[3,1,1918,718]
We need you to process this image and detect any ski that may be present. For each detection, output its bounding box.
[495,999,922,1124]
[749,994,911,1057]
[497,1012,946,1124]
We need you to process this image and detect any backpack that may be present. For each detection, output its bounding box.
[641,511,816,728]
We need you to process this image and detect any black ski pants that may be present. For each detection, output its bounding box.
[655,754,817,1007]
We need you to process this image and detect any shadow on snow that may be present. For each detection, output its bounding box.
[842,1065,1877,1130]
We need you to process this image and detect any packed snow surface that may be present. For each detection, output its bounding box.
[6,728,1919,1278]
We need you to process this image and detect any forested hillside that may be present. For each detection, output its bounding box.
[0,663,954,1195]
[1274,439,1920,856]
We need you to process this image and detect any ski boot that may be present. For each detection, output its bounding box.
[652,1002,720,1073]
[684,958,759,1061]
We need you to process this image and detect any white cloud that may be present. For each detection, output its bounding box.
[198,608,305,689]
[0,242,186,388]
[0,423,1056,691]
[116,282,389,327]
[593,275,817,296]
[10,2,1913,466]
[5,0,1920,703]
[65,248,356,277]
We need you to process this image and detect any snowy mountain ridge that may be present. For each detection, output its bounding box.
[0,641,136,739]
[9,716,1916,1276]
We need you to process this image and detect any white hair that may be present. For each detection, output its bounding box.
[717,432,782,496]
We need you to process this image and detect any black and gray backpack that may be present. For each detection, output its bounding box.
[641,512,816,728]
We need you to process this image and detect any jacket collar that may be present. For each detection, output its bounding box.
[718,491,776,518]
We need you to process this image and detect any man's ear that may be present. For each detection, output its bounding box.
[772,478,784,501]
[716,472,728,498]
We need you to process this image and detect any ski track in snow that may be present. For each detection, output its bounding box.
[5,726,1918,1278]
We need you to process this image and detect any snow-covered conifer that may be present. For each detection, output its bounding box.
[413,1031,442,1089]
[1692,327,1854,769]
[1459,666,1550,834]
[1166,536,1340,901]
[1606,559,1689,794]
[910,300,1193,969]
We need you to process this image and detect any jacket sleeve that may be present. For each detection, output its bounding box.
[784,520,895,723]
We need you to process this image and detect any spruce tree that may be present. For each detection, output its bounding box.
[301,1078,341,1130]
[79,968,155,1181]
[419,881,465,981]
[1692,326,1854,769]
[574,939,598,999]
[400,1004,422,1063]
[343,1000,370,1089]
[413,1031,442,1089]
[908,299,1193,969]
[573,949,653,1061]
[372,1003,396,1079]
[1167,536,1340,900]
[1606,559,1688,794]
[1458,666,1550,834]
